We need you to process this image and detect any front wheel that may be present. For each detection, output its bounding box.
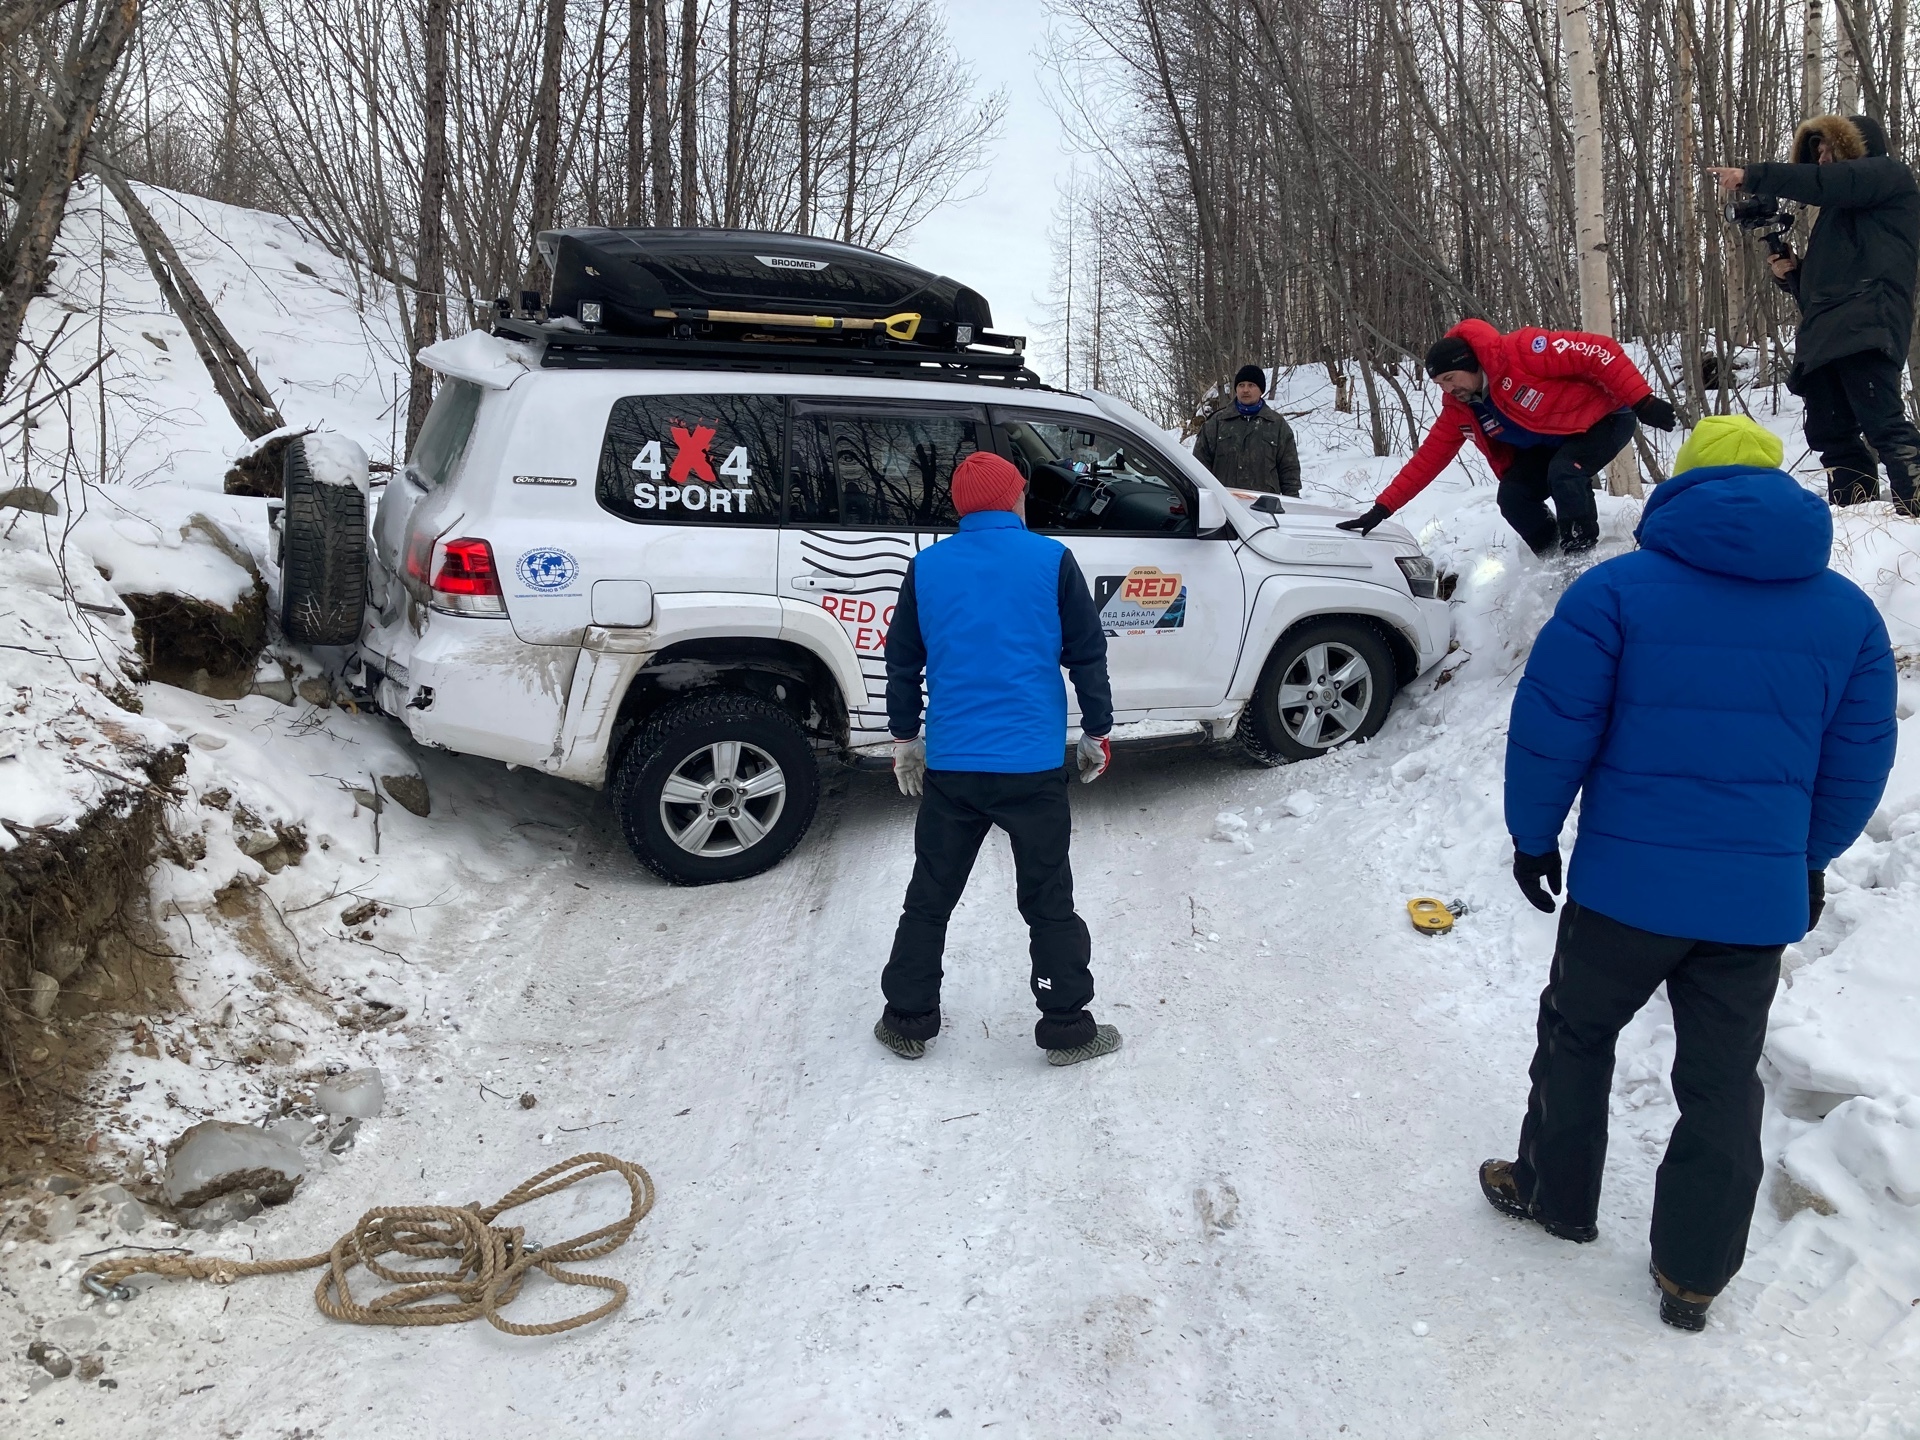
[612,691,821,885]
[1240,620,1398,765]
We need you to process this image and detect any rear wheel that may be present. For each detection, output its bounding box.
[280,434,368,645]
[1241,619,1397,765]
[613,691,821,885]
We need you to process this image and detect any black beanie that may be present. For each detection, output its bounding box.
[1234,364,1267,391]
[1424,336,1478,378]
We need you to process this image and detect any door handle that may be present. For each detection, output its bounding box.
[788,572,853,593]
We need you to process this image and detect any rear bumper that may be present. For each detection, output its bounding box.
[361,612,576,767]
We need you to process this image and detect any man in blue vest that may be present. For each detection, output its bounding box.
[1485,415,1896,1330]
[877,450,1121,1067]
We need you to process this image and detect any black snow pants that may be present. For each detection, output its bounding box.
[1511,900,1783,1297]
[1798,351,1920,511]
[881,768,1096,1051]
[1496,410,1638,555]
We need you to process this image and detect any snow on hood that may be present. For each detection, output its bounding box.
[1634,464,1832,581]
[302,431,369,493]
[417,328,534,389]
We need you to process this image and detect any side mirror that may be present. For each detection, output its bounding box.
[1196,486,1226,534]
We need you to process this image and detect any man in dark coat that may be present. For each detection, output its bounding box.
[877,451,1122,1068]
[1712,114,1920,512]
[1194,364,1301,497]
[1485,414,1897,1331]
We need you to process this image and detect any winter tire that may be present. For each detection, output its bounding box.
[1241,619,1397,764]
[613,691,821,885]
[279,434,368,646]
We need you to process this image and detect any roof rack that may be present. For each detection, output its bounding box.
[492,317,1047,388]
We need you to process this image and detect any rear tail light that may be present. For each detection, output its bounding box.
[430,537,507,616]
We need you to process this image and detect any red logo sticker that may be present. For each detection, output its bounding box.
[669,424,717,484]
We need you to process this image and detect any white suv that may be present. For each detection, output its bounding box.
[278,234,1451,884]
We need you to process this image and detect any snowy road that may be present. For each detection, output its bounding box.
[22,663,1912,1437]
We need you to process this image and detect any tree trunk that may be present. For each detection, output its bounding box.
[842,0,862,241]
[0,0,141,397]
[724,0,741,226]
[797,0,814,233]
[98,166,286,440]
[526,0,569,291]
[1558,0,1641,494]
[628,0,647,224]
[1803,0,1825,118]
[648,0,672,224]
[1836,12,1859,116]
[220,0,241,201]
[677,0,697,225]
[409,0,451,452]
[1890,0,1908,146]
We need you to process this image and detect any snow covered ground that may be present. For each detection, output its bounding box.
[4,190,1919,1434]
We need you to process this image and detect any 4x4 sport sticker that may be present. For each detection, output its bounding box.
[1096,566,1186,636]
[627,423,757,513]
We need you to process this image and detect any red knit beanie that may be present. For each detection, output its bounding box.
[951,451,1026,516]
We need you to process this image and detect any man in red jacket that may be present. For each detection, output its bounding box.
[1338,320,1676,554]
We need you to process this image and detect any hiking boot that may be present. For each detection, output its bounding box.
[873,1017,926,1060]
[1477,1159,1598,1243]
[1045,1023,1122,1067]
[1651,1262,1713,1332]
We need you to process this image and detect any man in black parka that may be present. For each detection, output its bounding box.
[1712,114,1920,513]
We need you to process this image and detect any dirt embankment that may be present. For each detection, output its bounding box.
[1,741,187,1172]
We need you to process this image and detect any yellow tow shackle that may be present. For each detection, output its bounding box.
[1407,897,1454,935]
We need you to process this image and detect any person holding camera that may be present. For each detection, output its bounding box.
[1337,320,1674,554]
[1710,114,1920,513]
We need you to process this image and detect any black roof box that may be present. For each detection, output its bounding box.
[538,228,1012,352]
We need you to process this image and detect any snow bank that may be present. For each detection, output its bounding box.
[0,178,407,493]
[0,508,174,840]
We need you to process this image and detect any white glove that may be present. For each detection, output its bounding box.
[893,736,926,796]
[1076,732,1111,784]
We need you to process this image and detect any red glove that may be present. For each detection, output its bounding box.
[1076,732,1111,784]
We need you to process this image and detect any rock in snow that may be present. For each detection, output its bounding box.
[313,1067,385,1120]
[162,1120,307,1210]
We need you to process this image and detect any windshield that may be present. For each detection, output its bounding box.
[409,379,482,487]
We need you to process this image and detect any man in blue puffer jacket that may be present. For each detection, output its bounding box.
[876,451,1121,1068]
[1482,414,1897,1332]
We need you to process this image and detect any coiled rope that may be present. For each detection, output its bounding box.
[82,1152,654,1337]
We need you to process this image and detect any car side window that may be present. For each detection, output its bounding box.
[992,413,1196,537]
[595,393,783,524]
[409,378,482,487]
[787,405,983,529]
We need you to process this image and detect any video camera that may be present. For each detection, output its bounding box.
[1724,194,1796,258]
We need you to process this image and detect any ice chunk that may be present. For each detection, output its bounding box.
[314,1067,385,1120]
[162,1120,306,1209]
[1283,791,1317,818]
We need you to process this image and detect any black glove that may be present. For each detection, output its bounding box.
[1633,395,1678,432]
[1513,848,1563,913]
[1807,870,1826,930]
[1336,503,1392,536]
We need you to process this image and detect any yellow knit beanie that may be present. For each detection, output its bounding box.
[1671,414,1785,476]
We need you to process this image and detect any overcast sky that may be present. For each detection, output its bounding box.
[899,1,1071,381]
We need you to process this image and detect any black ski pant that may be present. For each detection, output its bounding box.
[1496,410,1638,554]
[1511,900,1782,1297]
[1799,351,1920,511]
[882,767,1096,1050]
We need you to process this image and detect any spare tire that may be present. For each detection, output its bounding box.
[280,433,369,646]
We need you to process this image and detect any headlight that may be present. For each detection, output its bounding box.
[1395,553,1439,599]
